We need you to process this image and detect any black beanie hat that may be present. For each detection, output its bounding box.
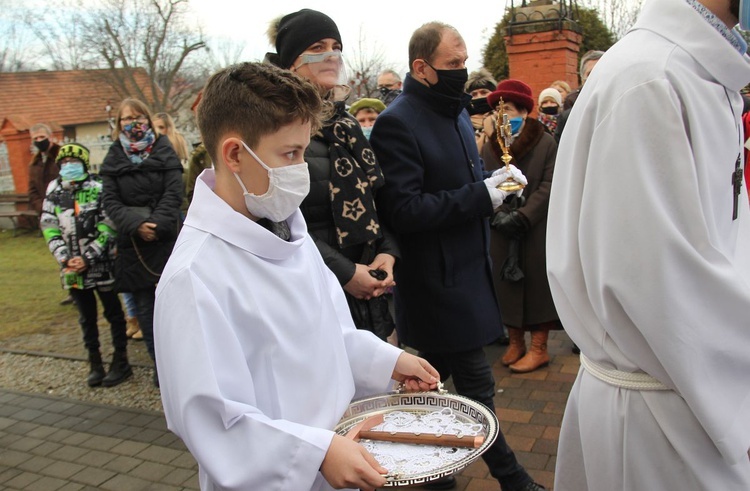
[465,69,497,95]
[275,9,342,69]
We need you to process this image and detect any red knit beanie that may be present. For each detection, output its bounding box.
[487,79,534,113]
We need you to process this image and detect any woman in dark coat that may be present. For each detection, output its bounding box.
[482,80,559,373]
[264,9,398,340]
[100,98,183,385]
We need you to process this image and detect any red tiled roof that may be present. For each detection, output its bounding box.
[0,68,157,128]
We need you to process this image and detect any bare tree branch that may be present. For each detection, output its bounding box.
[345,26,389,101]
[580,0,645,39]
[0,6,37,72]
[22,0,206,112]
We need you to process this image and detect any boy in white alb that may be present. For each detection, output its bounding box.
[154,62,439,491]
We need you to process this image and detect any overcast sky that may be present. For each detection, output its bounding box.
[188,0,510,76]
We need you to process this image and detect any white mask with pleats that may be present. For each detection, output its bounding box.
[233,141,310,222]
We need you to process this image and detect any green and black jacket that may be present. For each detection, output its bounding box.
[40,175,117,290]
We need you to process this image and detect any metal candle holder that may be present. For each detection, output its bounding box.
[495,97,525,193]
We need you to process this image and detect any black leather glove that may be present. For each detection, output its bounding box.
[491,210,530,240]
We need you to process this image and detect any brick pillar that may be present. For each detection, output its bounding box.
[504,2,582,111]
[0,122,63,197]
[1,130,32,195]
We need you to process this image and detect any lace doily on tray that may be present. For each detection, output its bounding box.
[359,408,484,477]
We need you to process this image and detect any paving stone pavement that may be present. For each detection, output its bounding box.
[0,330,580,490]
[0,388,198,490]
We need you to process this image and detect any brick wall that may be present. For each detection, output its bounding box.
[1,130,63,196]
[505,28,582,110]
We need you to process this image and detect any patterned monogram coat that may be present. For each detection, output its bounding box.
[300,102,398,339]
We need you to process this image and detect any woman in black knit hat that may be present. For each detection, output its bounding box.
[265,9,399,342]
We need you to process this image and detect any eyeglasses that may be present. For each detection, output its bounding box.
[120,116,148,124]
[378,83,397,90]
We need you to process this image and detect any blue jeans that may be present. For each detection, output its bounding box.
[419,348,532,491]
[120,292,138,319]
[131,287,156,363]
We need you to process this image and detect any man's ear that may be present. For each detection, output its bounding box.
[412,59,429,80]
[221,138,243,173]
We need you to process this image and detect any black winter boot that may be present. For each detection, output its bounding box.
[102,349,133,387]
[87,350,106,387]
[513,481,546,491]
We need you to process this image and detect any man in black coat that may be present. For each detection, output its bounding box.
[369,21,544,491]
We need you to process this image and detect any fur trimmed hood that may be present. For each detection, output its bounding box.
[488,116,546,164]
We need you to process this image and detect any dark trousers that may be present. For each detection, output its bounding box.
[69,288,128,353]
[131,286,156,362]
[419,348,532,491]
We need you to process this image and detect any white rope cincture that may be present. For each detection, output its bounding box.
[580,354,670,391]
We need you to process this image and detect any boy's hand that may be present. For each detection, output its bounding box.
[320,435,387,490]
[392,352,440,392]
[67,256,87,273]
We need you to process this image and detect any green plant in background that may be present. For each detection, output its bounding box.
[0,231,78,339]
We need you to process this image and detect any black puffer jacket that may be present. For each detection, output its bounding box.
[300,108,398,339]
[100,135,183,292]
[301,122,399,286]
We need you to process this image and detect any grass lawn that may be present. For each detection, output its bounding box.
[0,229,79,340]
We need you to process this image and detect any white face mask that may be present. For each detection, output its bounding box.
[233,141,310,222]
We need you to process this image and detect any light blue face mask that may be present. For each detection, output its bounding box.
[509,116,524,135]
[59,160,87,181]
[361,126,373,140]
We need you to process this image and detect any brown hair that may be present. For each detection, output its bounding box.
[408,22,456,71]
[154,112,191,161]
[197,62,323,167]
[112,98,155,140]
[550,80,571,94]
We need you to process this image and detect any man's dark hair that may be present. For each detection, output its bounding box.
[197,62,323,166]
[408,22,457,71]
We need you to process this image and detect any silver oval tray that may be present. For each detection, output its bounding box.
[335,391,499,487]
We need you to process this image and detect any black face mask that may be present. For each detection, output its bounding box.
[467,97,492,115]
[379,86,392,96]
[540,106,559,115]
[34,138,50,153]
[423,61,468,99]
